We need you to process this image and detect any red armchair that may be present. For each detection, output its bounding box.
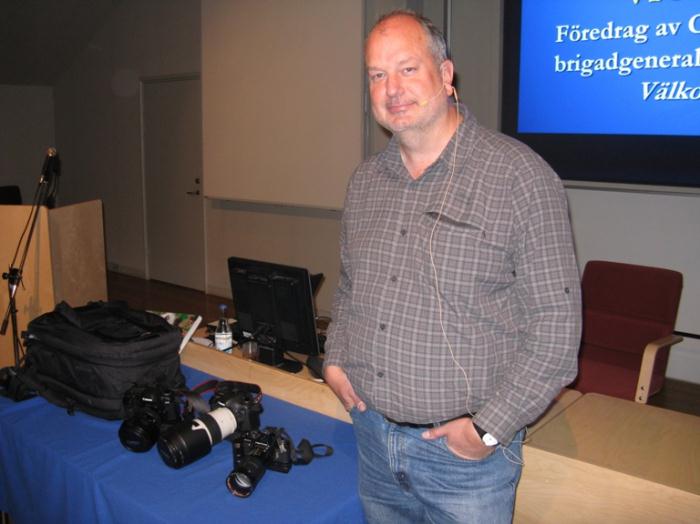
[571,260,684,403]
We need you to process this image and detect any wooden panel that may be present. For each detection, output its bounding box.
[0,205,54,367]
[48,200,107,306]
[516,447,700,524]
[0,201,107,367]
[516,393,700,523]
[527,393,700,494]
[526,388,582,436]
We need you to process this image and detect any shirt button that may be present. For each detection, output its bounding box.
[379,323,386,331]
[377,371,384,378]
[390,275,397,283]
[400,228,407,236]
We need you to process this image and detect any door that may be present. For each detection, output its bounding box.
[142,77,205,290]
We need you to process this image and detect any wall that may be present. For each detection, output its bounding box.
[54,0,200,276]
[0,85,55,202]
[567,186,700,383]
[51,1,699,383]
[199,0,361,312]
[201,0,363,208]
[53,0,351,318]
[205,201,342,316]
[450,0,502,131]
[448,1,700,382]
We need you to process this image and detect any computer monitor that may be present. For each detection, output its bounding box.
[227,256,320,373]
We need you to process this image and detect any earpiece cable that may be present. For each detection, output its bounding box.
[427,88,525,463]
[427,87,475,418]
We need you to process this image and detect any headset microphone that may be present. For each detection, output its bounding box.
[418,83,447,107]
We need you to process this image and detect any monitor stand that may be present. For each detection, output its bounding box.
[258,344,303,374]
[276,358,303,374]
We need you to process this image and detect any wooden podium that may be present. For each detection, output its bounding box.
[0,200,107,368]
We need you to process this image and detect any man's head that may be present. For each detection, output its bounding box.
[365,11,454,137]
[373,10,449,66]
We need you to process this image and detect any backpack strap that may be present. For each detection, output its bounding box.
[0,366,37,402]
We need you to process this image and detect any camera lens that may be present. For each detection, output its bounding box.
[227,471,253,497]
[157,407,237,468]
[119,410,161,452]
[226,456,267,498]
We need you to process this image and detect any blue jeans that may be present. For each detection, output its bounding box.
[350,408,523,524]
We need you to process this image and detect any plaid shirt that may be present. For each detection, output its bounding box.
[325,108,581,444]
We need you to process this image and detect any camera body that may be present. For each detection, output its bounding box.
[157,381,263,469]
[210,383,262,433]
[116,379,327,498]
[228,427,293,497]
[236,428,293,473]
[119,384,182,452]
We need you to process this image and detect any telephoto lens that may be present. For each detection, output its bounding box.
[157,407,237,468]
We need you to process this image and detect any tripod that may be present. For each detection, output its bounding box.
[0,148,60,368]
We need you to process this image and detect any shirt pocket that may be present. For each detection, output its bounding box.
[415,205,515,303]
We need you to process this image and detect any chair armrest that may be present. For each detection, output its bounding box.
[635,334,684,403]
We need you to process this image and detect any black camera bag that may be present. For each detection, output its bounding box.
[19,300,186,420]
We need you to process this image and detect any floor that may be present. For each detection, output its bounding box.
[107,271,700,418]
[107,271,234,325]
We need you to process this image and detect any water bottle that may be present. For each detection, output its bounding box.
[214,304,233,353]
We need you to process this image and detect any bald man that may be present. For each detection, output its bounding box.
[324,10,581,523]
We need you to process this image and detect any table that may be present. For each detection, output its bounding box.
[6,337,698,523]
[526,387,582,435]
[181,340,350,423]
[0,360,363,524]
[515,393,700,523]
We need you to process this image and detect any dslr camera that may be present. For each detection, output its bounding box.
[157,381,262,469]
[227,427,293,497]
[118,384,183,452]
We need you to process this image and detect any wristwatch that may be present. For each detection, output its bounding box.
[473,422,499,447]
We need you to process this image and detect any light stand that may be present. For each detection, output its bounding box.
[0,148,60,368]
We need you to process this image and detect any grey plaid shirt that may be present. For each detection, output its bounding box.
[325,108,581,445]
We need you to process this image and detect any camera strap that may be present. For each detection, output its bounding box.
[292,438,333,466]
[0,366,37,402]
[183,379,264,415]
[214,380,263,403]
[271,426,333,466]
[265,427,333,466]
[177,379,218,415]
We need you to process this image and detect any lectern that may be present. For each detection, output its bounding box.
[0,200,107,367]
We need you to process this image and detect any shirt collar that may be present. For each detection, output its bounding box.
[377,103,475,180]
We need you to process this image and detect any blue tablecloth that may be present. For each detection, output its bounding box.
[0,367,363,523]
